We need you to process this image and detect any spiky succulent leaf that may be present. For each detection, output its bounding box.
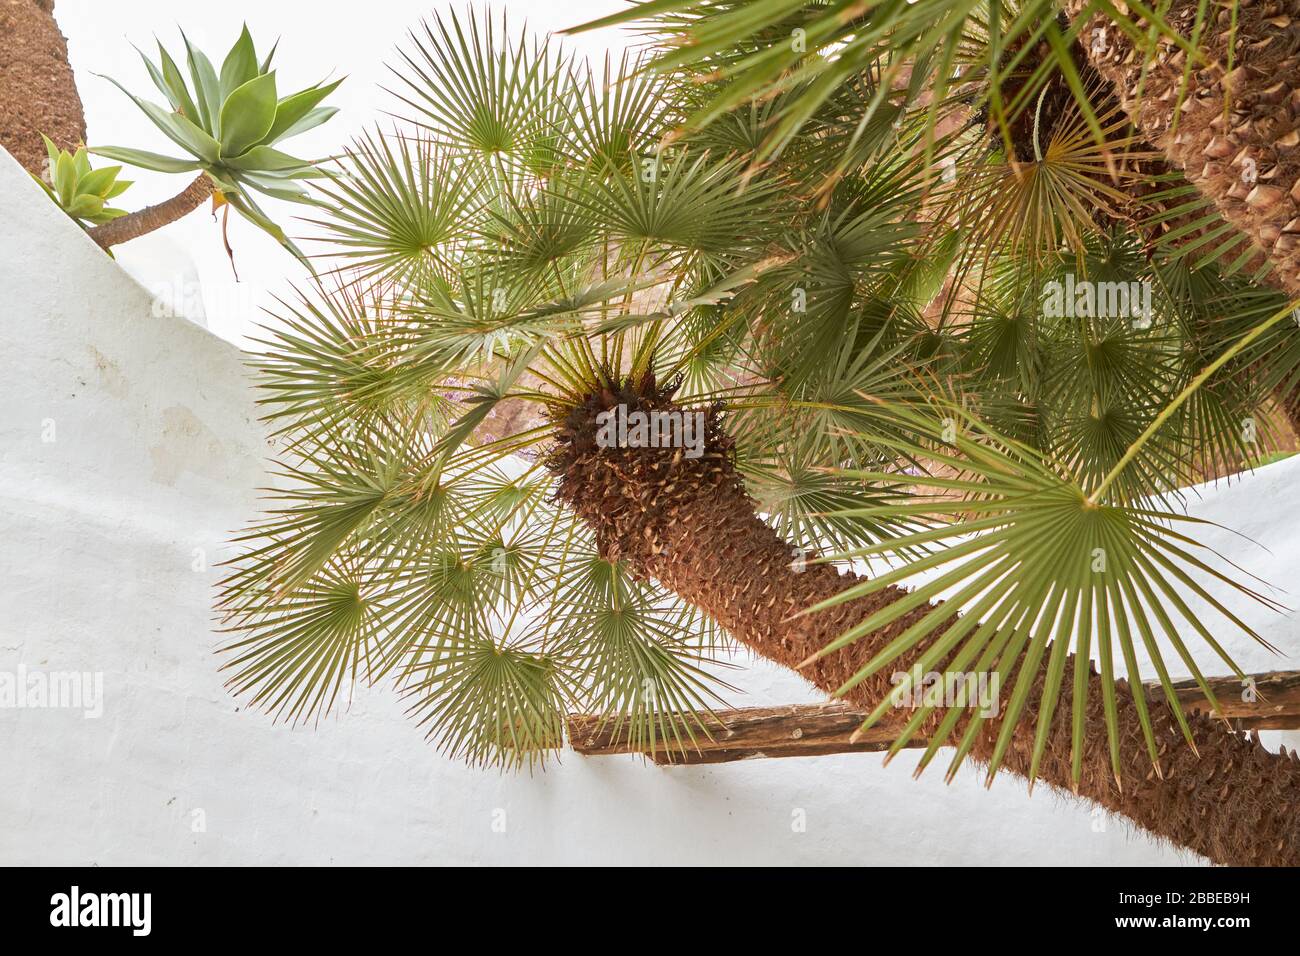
[33,136,132,227]
[92,25,341,255]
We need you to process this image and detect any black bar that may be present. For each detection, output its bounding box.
[0,866,1288,941]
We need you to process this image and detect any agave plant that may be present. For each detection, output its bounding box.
[32,134,132,227]
[218,6,1300,866]
[86,25,340,255]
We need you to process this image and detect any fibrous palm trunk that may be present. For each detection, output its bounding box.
[1063,0,1300,434]
[1064,0,1300,287]
[0,0,85,177]
[551,388,1300,865]
[937,29,1299,445]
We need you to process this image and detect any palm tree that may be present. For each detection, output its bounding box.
[218,7,1300,865]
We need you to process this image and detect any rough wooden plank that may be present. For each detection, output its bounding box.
[1171,670,1300,728]
[567,670,1300,765]
[566,701,912,764]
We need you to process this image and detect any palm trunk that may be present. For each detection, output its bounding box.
[1063,0,1300,288]
[551,391,1300,865]
[86,174,215,249]
[0,0,86,177]
[1025,14,1300,437]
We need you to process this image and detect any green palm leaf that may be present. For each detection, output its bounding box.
[803,404,1284,785]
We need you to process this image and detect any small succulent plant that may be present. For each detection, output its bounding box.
[34,135,132,227]
[92,25,341,255]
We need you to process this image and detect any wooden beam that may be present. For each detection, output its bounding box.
[566,670,1300,765]
[1172,670,1300,728]
[568,701,904,765]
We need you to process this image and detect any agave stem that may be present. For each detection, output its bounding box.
[86,172,214,249]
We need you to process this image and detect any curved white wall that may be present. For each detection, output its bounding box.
[2,147,1297,865]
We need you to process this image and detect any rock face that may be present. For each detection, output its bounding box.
[0,0,87,176]
[0,145,1296,865]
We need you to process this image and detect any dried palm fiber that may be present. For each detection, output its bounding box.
[0,0,86,177]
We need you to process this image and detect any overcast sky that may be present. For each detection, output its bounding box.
[54,1,634,345]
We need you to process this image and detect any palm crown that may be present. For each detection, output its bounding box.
[218,4,1300,864]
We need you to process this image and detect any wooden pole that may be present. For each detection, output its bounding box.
[567,670,1300,765]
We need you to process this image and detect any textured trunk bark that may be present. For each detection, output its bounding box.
[551,391,1300,865]
[86,174,215,249]
[1063,0,1300,290]
[1059,2,1300,438]
[0,0,86,177]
